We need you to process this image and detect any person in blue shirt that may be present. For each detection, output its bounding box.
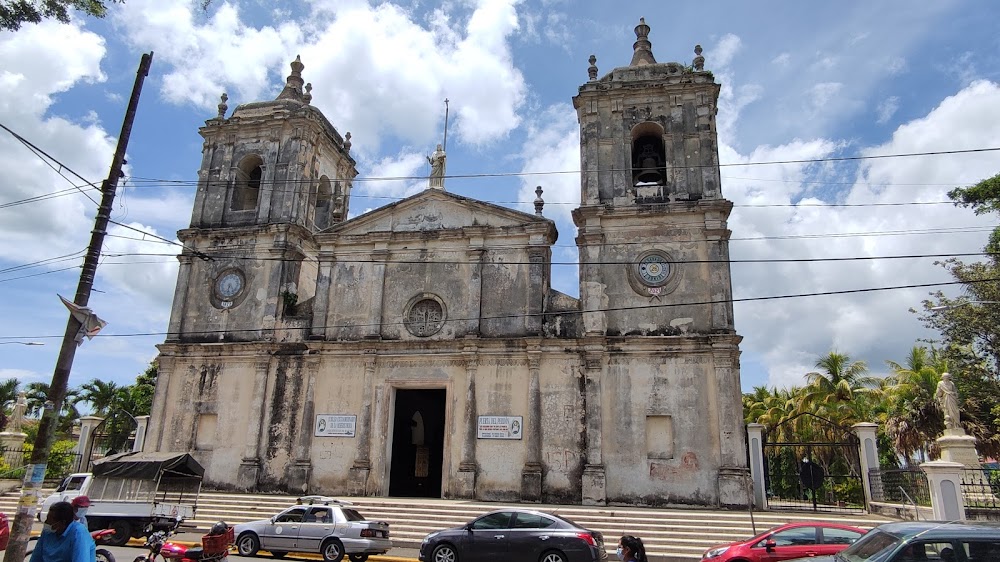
[31,501,96,562]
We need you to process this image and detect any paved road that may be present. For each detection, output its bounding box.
[23,543,422,562]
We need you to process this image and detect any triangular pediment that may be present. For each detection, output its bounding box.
[326,189,553,237]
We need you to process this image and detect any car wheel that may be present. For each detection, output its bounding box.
[269,552,287,559]
[539,550,567,562]
[348,555,368,562]
[96,548,116,562]
[321,538,345,562]
[237,532,261,556]
[431,544,458,562]
[107,521,132,547]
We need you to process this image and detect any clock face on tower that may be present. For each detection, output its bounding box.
[638,253,670,286]
[628,249,678,296]
[214,269,245,306]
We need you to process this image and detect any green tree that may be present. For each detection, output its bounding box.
[0,378,20,430]
[23,382,80,437]
[800,351,880,423]
[0,0,121,32]
[883,346,946,465]
[78,379,120,416]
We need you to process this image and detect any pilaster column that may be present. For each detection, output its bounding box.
[521,344,543,501]
[146,356,173,452]
[237,358,271,490]
[705,219,735,331]
[349,350,377,494]
[576,228,606,335]
[453,341,479,498]
[746,423,768,509]
[713,341,748,506]
[287,359,318,493]
[166,255,194,342]
[852,422,879,509]
[921,460,966,521]
[309,251,335,339]
[526,248,547,335]
[467,246,484,335]
[581,343,606,505]
[366,246,388,339]
[369,383,389,496]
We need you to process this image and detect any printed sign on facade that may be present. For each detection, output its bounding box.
[315,414,357,437]
[477,415,523,440]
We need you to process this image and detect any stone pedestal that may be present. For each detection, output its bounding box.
[347,465,370,496]
[921,460,966,521]
[746,424,767,509]
[0,432,27,452]
[582,464,606,506]
[236,458,262,491]
[937,429,982,468]
[285,460,312,494]
[520,463,542,502]
[452,463,477,499]
[717,466,750,507]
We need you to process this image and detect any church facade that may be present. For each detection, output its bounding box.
[148,19,748,507]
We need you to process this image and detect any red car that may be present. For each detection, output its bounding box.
[701,521,866,562]
[0,512,8,551]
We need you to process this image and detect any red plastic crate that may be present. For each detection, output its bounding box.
[201,526,234,554]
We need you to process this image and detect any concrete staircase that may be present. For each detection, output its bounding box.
[2,490,894,560]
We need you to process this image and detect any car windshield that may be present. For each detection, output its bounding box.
[836,529,902,562]
[342,509,365,522]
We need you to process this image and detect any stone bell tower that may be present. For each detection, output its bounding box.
[572,19,746,506]
[572,18,734,338]
[165,57,358,345]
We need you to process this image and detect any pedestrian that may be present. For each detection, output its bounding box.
[618,534,647,562]
[31,501,96,562]
[71,495,91,531]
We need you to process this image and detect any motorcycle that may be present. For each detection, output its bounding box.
[92,529,117,562]
[132,524,233,562]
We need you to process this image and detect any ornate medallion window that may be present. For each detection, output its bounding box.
[404,294,447,337]
[627,249,680,296]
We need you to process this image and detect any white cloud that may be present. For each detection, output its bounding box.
[712,34,742,68]
[772,53,790,67]
[876,95,900,124]
[516,103,579,226]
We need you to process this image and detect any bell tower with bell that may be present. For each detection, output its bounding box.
[570,18,745,508]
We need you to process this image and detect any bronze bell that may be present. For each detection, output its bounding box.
[634,144,663,184]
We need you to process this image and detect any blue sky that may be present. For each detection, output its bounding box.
[2,0,1000,403]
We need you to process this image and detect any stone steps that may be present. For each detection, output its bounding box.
[4,489,894,560]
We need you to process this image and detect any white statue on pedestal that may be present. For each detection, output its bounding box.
[935,372,961,431]
[9,391,27,433]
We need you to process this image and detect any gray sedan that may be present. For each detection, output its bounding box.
[233,497,391,562]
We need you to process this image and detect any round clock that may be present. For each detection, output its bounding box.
[638,253,670,286]
[215,270,244,300]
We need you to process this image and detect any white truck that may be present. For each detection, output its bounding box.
[38,451,204,546]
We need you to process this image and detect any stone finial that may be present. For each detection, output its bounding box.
[344,132,352,152]
[588,54,598,81]
[693,44,705,71]
[276,55,306,102]
[534,186,544,216]
[304,83,313,105]
[629,17,657,66]
[217,92,228,118]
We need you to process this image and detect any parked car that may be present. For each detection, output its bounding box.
[233,496,391,562]
[701,521,867,562]
[418,508,608,562]
[794,520,1000,562]
[0,511,8,551]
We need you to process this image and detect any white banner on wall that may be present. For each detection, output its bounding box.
[315,414,357,437]
[477,416,523,440]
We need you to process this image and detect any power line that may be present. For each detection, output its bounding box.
[0,122,101,206]
[4,277,993,342]
[0,250,87,274]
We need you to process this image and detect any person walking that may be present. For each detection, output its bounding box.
[617,535,647,562]
[31,501,96,562]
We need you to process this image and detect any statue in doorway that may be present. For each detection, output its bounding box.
[9,391,27,433]
[935,372,962,431]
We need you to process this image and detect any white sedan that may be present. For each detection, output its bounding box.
[233,497,391,562]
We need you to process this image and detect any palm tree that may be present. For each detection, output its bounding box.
[0,378,20,430]
[23,382,81,435]
[884,346,946,465]
[79,379,121,416]
[800,351,880,419]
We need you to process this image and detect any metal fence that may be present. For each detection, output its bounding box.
[0,447,81,481]
[870,468,931,506]
[960,467,1000,510]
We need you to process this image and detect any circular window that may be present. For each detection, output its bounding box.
[404,294,447,337]
[213,268,246,308]
[627,250,679,296]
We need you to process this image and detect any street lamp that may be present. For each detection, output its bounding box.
[0,341,44,346]
[930,301,1000,311]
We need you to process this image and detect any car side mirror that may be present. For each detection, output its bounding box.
[270,517,276,524]
[765,539,776,551]
[464,524,473,532]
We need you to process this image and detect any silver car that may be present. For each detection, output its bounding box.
[233,496,391,562]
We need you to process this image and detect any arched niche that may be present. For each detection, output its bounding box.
[630,122,666,187]
[314,175,332,230]
[231,155,263,211]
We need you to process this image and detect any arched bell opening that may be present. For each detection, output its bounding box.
[630,122,666,187]
[314,175,332,230]
[231,155,264,211]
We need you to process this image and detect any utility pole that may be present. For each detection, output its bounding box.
[3,52,153,562]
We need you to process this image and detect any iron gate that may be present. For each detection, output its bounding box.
[763,413,866,513]
[85,410,137,471]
